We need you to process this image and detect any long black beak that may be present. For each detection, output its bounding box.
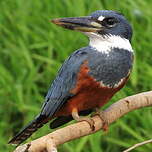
[51,16,102,32]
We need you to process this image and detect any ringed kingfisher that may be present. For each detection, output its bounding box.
[9,10,134,145]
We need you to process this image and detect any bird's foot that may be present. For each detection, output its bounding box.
[76,116,95,131]
[72,108,95,131]
[93,108,108,132]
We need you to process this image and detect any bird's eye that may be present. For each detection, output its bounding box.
[103,17,117,27]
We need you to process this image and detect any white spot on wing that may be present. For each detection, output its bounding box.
[85,32,133,54]
[100,77,125,88]
[98,16,105,21]
[112,77,125,88]
[100,71,130,88]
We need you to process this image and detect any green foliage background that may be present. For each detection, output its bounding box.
[0,0,152,151]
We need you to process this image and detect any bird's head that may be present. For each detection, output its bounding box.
[51,10,133,53]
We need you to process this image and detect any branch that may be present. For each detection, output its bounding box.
[123,139,152,152]
[13,91,152,152]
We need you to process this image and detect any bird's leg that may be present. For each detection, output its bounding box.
[72,108,95,131]
[93,108,108,131]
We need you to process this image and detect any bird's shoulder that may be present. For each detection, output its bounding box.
[46,46,92,97]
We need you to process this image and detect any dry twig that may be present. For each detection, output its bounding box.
[123,139,152,152]
[13,91,152,152]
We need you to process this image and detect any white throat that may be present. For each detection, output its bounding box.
[85,32,133,53]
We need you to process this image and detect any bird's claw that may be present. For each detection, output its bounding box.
[93,108,108,131]
[72,108,95,131]
[76,116,95,131]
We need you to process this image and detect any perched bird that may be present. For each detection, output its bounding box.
[9,10,134,145]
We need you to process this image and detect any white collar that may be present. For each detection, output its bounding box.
[85,32,133,54]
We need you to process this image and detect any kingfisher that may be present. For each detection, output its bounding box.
[9,10,134,145]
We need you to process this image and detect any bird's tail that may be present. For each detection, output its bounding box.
[8,115,49,145]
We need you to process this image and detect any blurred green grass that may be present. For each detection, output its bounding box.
[0,0,152,151]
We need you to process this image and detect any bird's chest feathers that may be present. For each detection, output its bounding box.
[86,34,134,88]
[58,61,129,115]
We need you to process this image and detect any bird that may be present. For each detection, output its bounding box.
[9,10,134,145]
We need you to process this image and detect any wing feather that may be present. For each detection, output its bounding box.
[40,48,89,117]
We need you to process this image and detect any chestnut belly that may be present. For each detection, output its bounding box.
[55,62,129,117]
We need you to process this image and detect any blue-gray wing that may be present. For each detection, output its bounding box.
[40,48,89,117]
